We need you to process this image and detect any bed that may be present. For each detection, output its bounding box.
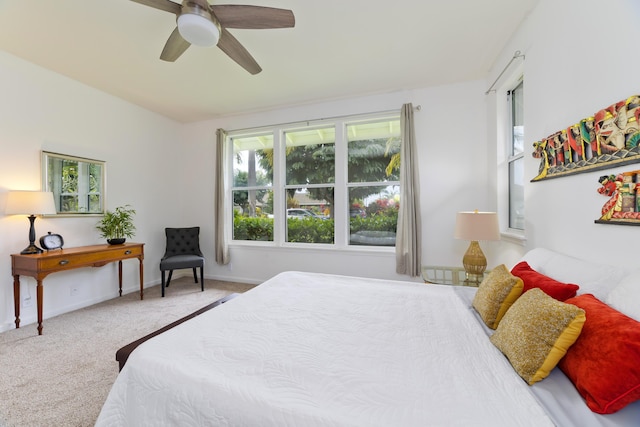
[96,249,640,426]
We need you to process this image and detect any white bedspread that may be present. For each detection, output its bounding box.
[96,272,555,426]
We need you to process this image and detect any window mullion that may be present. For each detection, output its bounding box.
[334,121,347,246]
[272,130,285,244]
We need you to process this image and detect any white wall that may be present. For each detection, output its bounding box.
[488,0,640,268]
[182,81,494,284]
[0,52,184,332]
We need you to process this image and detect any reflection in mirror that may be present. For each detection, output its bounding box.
[41,151,105,215]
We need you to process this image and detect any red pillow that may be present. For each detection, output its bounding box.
[511,261,579,301]
[559,294,640,414]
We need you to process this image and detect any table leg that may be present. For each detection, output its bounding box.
[138,257,144,300]
[36,279,43,335]
[118,260,123,297]
[13,275,20,329]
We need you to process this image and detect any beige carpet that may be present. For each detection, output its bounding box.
[0,277,255,427]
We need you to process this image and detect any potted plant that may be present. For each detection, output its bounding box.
[96,205,136,245]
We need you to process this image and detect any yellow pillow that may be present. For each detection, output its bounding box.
[490,288,586,385]
[472,264,524,329]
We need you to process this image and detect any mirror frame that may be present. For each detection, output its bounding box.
[41,151,106,216]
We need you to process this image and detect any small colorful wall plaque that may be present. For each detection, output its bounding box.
[596,171,640,225]
[532,95,640,181]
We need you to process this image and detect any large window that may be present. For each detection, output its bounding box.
[228,113,401,247]
[508,80,525,230]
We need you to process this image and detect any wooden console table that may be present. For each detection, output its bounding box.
[11,243,144,335]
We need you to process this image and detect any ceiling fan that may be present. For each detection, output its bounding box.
[130,0,295,74]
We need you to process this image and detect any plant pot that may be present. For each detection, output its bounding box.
[107,238,126,245]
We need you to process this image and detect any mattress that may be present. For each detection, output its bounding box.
[95,271,609,426]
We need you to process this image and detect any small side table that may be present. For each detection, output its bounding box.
[422,266,486,287]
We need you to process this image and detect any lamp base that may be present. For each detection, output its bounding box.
[21,214,43,254]
[462,240,487,286]
[21,244,43,255]
[463,273,484,287]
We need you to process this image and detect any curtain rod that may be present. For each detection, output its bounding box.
[227,105,421,134]
[485,51,525,95]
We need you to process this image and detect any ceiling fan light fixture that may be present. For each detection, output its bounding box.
[177,13,220,47]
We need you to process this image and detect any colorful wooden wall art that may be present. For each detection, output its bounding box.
[532,95,640,181]
[596,171,640,225]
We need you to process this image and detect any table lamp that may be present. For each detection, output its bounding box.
[5,191,57,254]
[454,210,500,285]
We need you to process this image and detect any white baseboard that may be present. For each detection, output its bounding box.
[0,321,15,333]
[0,278,257,335]
[203,273,262,286]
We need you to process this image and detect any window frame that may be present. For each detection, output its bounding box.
[226,111,401,250]
[41,151,106,216]
[495,66,526,243]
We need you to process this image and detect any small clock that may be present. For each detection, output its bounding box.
[40,232,64,250]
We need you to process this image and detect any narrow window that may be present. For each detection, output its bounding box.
[347,118,400,246]
[284,126,335,244]
[508,80,524,230]
[231,133,274,241]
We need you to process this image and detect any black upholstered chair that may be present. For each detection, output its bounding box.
[160,227,205,297]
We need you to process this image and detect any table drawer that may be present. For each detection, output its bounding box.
[38,245,143,271]
[97,245,143,261]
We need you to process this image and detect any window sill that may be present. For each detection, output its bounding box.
[229,241,395,255]
[501,229,526,246]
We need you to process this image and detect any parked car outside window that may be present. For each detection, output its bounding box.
[349,208,366,218]
[287,208,323,218]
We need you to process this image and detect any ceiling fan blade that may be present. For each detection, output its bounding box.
[217,28,262,75]
[212,5,295,29]
[160,27,191,62]
[130,0,181,15]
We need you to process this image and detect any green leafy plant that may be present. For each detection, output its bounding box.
[233,215,274,241]
[96,205,136,240]
[287,217,334,243]
[233,209,398,243]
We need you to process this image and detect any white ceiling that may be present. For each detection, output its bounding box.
[0,0,538,123]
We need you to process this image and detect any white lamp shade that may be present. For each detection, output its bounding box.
[454,211,500,241]
[5,191,57,215]
[177,13,220,47]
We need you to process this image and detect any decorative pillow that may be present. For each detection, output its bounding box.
[472,264,524,329]
[490,288,585,385]
[559,294,640,414]
[511,261,579,301]
[606,270,640,322]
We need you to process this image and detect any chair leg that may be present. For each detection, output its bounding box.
[166,270,173,287]
[192,267,198,283]
[199,266,204,292]
[161,270,166,297]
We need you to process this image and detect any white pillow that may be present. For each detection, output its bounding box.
[520,248,629,301]
[606,270,640,322]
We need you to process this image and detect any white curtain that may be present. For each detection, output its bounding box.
[214,128,230,265]
[396,103,422,276]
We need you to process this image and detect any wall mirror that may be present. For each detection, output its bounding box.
[41,151,106,215]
